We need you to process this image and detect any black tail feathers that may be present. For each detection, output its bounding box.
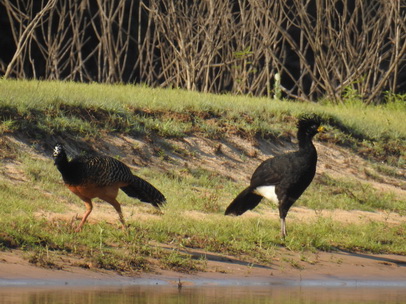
[121,175,166,208]
[224,187,263,216]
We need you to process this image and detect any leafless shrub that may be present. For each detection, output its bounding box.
[277,0,406,103]
[1,0,405,103]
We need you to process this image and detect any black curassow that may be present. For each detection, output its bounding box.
[225,114,324,238]
[53,143,166,231]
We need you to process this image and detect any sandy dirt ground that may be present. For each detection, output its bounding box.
[1,246,405,287]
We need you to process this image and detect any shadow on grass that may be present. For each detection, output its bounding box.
[160,245,273,270]
[337,249,406,267]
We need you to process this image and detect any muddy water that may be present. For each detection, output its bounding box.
[1,283,405,304]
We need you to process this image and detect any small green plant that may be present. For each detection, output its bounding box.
[0,119,15,134]
[342,86,362,104]
[282,257,304,270]
[27,248,62,270]
[160,249,206,273]
[90,251,150,273]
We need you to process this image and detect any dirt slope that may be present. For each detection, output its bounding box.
[0,133,405,284]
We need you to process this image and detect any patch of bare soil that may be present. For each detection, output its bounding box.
[1,247,405,285]
[0,133,405,285]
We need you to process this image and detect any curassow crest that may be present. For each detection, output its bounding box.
[225,114,324,238]
[53,143,166,232]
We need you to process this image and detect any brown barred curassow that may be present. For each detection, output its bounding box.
[225,114,324,238]
[53,143,166,231]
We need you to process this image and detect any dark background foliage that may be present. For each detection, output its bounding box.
[0,0,405,103]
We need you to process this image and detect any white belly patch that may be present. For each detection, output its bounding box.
[253,185,279,204]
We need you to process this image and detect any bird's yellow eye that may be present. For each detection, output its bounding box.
[317,126,325,132]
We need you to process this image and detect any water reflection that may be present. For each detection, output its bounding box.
[1,285,405,304]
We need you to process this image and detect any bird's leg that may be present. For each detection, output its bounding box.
[278,204,289,239]
[107,199,127,230]
[76,200,93,232]
[118,211,127,230]
[280,217,287,239]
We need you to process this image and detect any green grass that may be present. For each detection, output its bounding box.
[1,79,405,165]
[0,79,405,273]
[299,173,405,214]
[0,153,404,273]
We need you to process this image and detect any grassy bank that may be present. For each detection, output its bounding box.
[1,79,405,165]
[0,79,405,274]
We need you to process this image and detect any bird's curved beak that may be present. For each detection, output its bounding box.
[317,126,325,133]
